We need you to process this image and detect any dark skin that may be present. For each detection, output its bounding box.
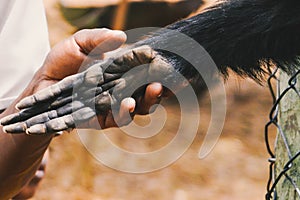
[4,0,300,196]
[12,150,48,199]
[3,0,300,134]
[0,28,162,199]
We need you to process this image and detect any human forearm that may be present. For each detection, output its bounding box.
[0,70,53,199]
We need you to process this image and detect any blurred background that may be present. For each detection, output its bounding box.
[33,0,276,199]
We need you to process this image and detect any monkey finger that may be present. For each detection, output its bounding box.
[0,104,49,126]
[2,101,85,133]
[0,92,77,126]
[16,73,85,110]
[25,107,96,135]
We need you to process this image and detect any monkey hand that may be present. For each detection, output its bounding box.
[0,45,186,134]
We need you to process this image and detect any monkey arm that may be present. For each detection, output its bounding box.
[140,0,300,80]
[2,0,300,134]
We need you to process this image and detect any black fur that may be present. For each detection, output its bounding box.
[137,0,300,81]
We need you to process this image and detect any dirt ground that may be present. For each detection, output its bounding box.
[33,0,276,199]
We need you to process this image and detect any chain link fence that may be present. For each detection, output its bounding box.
[265,66,300,200]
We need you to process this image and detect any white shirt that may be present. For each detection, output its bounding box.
[0,0,50,110]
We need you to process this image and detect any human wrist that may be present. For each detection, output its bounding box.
[0,68,54,137]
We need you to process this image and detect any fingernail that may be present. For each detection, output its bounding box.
[26,124,46,135]
[112,30,125,35]
[111,29,126,36]
[125,98,136,113]
[129,107,135,113]
[15,104,20,110]
[2,123,27,133]
[35,170,45,179]
[157,92,162,98]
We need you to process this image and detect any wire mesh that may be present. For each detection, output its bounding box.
[265,67,300,200]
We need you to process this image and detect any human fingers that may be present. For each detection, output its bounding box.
[104,97,136,128]
[135,82,163,115]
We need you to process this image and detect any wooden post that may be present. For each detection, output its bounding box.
[275,71,300,199]
[112,0,129,30]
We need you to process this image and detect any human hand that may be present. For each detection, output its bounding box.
[1,29,164,134]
